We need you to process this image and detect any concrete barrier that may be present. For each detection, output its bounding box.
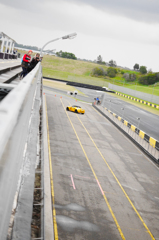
[0,62,42,240]
[93,104,159,164]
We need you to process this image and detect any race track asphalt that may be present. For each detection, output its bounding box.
[75,87,159,141]
[44,88,159,240]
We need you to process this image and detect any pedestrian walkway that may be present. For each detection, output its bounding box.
[0,59,21,72]
[0,59,21,84]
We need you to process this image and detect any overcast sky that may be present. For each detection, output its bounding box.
[0,0,159,71]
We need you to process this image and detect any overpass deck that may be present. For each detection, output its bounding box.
[44,90,159,240]
[0,59,21,71]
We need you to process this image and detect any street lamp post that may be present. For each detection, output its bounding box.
[40,33,77,57]
[109,100,112,110]
[121,107,124,119]
[151,83,156,102]
[137,117,140,129]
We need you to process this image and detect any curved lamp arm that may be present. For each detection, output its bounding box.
[40,32,77,57]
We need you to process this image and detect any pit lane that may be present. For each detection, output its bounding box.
[44,89,159,240]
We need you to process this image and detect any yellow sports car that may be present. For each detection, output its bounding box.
[66,105,85,114]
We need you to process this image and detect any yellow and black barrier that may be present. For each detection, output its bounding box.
[116,92,159,109]
[105,107,159,151]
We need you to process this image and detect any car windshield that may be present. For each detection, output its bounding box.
[72,105,81,108]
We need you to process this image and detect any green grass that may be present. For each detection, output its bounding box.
[16,49,159,97]
[115,91,159,105]
[41,55,159,96]
[43,79,87,96]
[122,69,140,75]
[42,55,108,76]
[115,82,159,96]
[42,55,111,87]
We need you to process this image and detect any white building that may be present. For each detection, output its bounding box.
[0,32,17,59]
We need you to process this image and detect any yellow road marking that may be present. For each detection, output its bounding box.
[61,99,126,240]
[45,95,59,240]
[85,106,155,240]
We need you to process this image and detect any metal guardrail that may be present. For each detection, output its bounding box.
[0,63,42,240]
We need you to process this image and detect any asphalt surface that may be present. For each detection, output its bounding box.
[45,88,159,240]
[75,87,159,141]
[0,67,21,83]
[0,59,21,71]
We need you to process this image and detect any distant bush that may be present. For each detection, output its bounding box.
[138,73,159,85]
[123,73,136,82]
[107,67,117,78]
[129,74,136,81]
[123,73,129,80]
[56,50,77,60]
[91,67,106,76]
[121,70,125,74]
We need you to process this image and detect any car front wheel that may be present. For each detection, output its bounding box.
[66,107,69,111]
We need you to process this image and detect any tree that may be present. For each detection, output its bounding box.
[97,55,103,64]
[138,73,158,85]
[91,67,106,76]
[133,63,139,71]
[108,60,117,67]
[107,67,117,78]
[56,50,77,60]
[140,66,147,74]
[123,73,136,82]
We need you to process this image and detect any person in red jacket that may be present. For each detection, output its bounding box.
[21,50,33,78]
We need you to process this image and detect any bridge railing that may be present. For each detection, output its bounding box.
[0,62,43,240]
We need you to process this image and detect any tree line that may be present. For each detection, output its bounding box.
[15,43,40,51]
[93,55,159,85]
[56,50,77,60]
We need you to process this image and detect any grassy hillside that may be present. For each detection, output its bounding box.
[16,49,159,96]
[42,55,110,87]
[41,55,159,96]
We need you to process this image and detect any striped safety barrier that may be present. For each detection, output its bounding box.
[116,92,159,109]
[96,106,159,162]
[106,107,159,150]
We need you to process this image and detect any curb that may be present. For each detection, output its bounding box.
[116,92,159,109]
[43,94,54,240]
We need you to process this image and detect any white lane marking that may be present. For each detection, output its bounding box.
[121,184,140,192]
[0,76,7,79]
[154,197,159,200]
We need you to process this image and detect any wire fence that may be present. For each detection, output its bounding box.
[67,75,109,87]
[109,83,159,105]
